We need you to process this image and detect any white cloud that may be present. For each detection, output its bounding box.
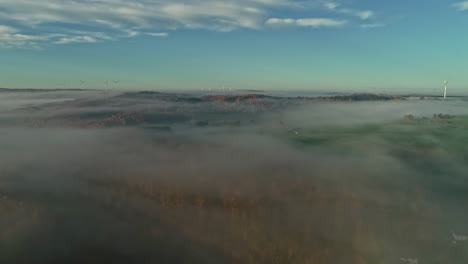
[453,1,468,11]
[356,11,374,20]
[361,23,386,29]
[0,0,296,32]
[0,24,114,48]
[125,30,141,38]
[54,36,98,45]
[323,2,375,20]
[296,18,346,27]
[266,18,346,28]
[265,18,296,26]
[0,0,377,48]
[324,2,339,10]
[0,0,300,47]
[0,24,55,48]
[0,25,17,34]
[145,32,169,37]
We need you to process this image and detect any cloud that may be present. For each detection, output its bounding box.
[0,24,115,48]
[0,0,296,32]
[323,1,375,20]
[266,18,346,28]
[356,11,374,20]
[361,23,386,29]
[145,32,169,37]
[0,25,55,48]
[0,0,299,47]
[453,1,468,11]
[324,2,339,10]
[0,25,17,34]
[0,0,374,48]
[54,36,98,45]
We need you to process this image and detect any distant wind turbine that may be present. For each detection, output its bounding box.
[104,80,112,91]
[444,80,448,99]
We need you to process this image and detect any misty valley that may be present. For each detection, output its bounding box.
[1,90,468,264]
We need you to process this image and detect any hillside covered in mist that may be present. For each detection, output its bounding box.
[1,90,468,264]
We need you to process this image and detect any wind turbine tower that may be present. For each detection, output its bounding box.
[444,80,448,99]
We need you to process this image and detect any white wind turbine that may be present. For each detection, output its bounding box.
[444,80,448,99]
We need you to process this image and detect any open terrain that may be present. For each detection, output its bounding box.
[1,90,468,264]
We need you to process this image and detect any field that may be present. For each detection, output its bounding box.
[1,90,468,264]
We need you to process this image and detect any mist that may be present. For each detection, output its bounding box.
[1,90,467,264]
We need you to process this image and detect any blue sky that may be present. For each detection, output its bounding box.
[1,0,468,93]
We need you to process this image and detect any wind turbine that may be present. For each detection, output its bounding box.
[104,80,112,92]
[444,80,448,99]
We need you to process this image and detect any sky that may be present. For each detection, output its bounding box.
[1,0,468,93]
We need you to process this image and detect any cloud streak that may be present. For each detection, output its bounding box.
[323,1,375,20]
[453,1,468,11]
[0,0,377,48]
[361,23,386,29]
[266,18,346,28]
[145,32,169,37]
[0,25,57,48]
[54,36,98,45]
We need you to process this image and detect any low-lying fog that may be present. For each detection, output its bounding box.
[1,90,467,264]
